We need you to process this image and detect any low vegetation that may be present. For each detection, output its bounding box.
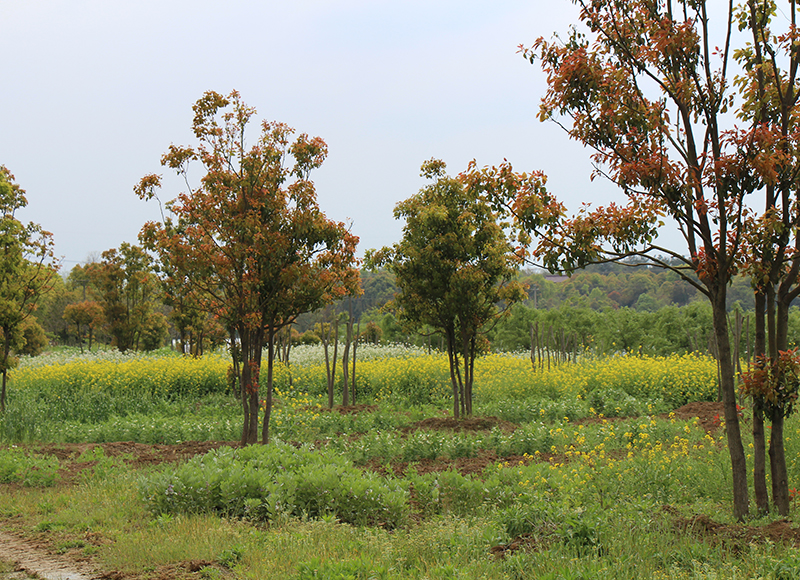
[0,345,799,579]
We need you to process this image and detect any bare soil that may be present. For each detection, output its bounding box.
[1,400,794,578]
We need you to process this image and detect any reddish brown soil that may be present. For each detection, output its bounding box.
[670,508,800,546]
[575,401,726,433]
[19,441,241,487]
[670,401,726,433]
[96,559,220,580]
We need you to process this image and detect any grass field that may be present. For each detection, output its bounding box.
[1,346,799,579]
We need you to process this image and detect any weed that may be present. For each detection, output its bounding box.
[218,546,244,568]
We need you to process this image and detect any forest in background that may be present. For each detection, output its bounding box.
[23,256,796,363]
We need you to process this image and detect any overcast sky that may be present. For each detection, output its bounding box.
[3,0,634,271]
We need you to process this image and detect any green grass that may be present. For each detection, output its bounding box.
[0,347,797,579]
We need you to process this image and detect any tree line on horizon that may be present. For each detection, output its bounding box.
[16,256,779,353]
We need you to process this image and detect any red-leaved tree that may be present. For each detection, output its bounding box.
[481,0,792,520]
[731,0,800,516]
[136,91,360,445]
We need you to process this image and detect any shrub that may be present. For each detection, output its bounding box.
[140,443,408,529]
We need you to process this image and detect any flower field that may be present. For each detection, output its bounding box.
[3,345,800,579]
[2,345,718,443]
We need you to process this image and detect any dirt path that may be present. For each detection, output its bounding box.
[0,532,97,580]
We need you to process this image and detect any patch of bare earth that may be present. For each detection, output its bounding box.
[18,441,241,486]
[490,508,800,560]
[669,401,726,434]
[0,522,229,580]
[1,442,239,579]
[574,401,725,434]
[0,530,97,580]
[96,560,222,580]
[667,505,800,550]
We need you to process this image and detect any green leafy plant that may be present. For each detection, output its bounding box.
[296,556,393,580]
[140,443,408,529]
[217,546,244,569]
[0,447,59,487]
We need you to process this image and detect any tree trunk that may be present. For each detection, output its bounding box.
[769,409,790,515]
[342,313,352,407]
[322,323,332,408]
[530,323,536,371]
[261,327,277,445]
[229,327,241,401]
[461,332,474,416]
[711,291,750,521]
[239,337,252,446]
[323,321,339,409]
[753,290,769,514]
[239,327,261,445]
[351,321,359,404]
[0,369,6,414]
[282,324,293,387]
[445,328,460,419]
[770,291,793,515]
[454,351,465,418]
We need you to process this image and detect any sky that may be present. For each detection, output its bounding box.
[3,0,634,271]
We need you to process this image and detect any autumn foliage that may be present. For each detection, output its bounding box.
[136,91,360,444]
[491,0,800,520]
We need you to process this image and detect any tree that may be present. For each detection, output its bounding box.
[483,0,794,519]
[732,0,800,517]
[367,159,526,418]
[63,300,104,352]
[16,318,48,357]
[0,166,57,412]
[85,243,161,352]
[136,90,360,445]
[33,273,73,343]
[316,315,340,410]
[139,310,170,351]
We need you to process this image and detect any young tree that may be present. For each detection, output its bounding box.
[368,159,526,418]
[732,0,800,517]
[16,318,48,357]
[136,90,360,445]
[62,300,104,352]
[316,315,340,410]
[85,243,161,352]
[0,166,57,412]
[487,0,791,519]
[33,273,73,342]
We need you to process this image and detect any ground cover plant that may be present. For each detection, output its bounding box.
[2,346,800,579]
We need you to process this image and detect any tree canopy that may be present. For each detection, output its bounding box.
[0,166,57,413]
[482,0,800,520]
[136,90,360,444]
[368,159,526,417]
